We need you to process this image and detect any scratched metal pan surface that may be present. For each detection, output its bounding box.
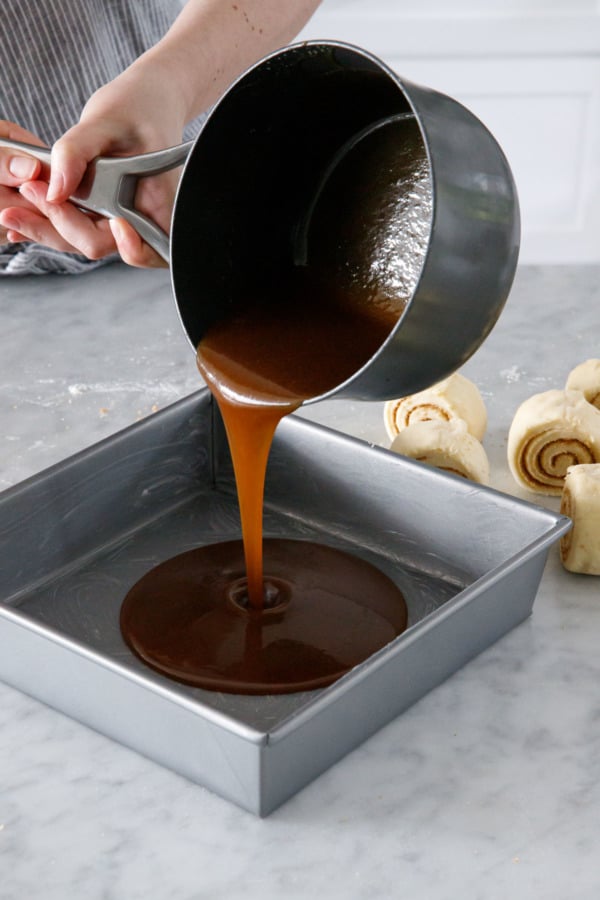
[0,390,569,815]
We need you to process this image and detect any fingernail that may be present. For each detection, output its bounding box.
[46,172,65,203]
[8,156,38,180]
[0,212,20,231]
[109,218,124,240]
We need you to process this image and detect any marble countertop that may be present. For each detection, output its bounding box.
[1,262,599,899]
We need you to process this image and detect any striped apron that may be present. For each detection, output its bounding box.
[0,0,203,274]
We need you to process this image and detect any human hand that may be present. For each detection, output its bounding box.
[0,118,122,262]
[1,60,187,268]
[41,63,188,268]
[0,120,45,246]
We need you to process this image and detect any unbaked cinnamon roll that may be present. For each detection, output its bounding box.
[507,390,600,495]
[565,359,600,410]
[560,464,600,574]
[390,419,490,484]
[384,372,487,442]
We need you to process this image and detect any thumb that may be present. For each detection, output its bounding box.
[48,122,113,203]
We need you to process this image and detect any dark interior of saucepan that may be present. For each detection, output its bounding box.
[171,43,430,350]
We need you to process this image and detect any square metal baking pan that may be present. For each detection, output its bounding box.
[0,390,569,816]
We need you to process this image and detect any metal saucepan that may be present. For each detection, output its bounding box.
[0,137,190,261]
[1,41,520,401]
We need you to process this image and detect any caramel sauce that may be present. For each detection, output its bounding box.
[120,538,408,694]
[120,274,408,693]
[195,271,399,610]
[120,117,431,694]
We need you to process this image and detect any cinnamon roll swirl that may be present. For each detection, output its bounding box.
[566,359,600,410]
[384,373,487,442]
[507,390,600,495]
[560,464,600,574]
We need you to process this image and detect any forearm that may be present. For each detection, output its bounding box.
[127,0,321,125]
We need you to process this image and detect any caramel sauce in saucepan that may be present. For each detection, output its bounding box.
[120,118,431,694]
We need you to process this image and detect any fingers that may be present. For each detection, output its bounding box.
[48,121,114,203]
[0,183,41,244]
[1,166,169,266]
[0,121,45,245]
[23,180,117,258]
[3,120,119,258]
[0,211,72,250]
[1,118,173,267]
[0,155,40,188]
[47,137,85,204]
[46,123,169,267]
[110,218,168,268]
[0,120,46,145]
[0,120,46,188]
[0,199,77,253]
[3,181,117,258]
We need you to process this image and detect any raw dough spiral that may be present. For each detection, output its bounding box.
[507,389,600,495]
[390,419,490,484]
[384,373,487,442]
[560,464,600,575]
[565,359,600,410]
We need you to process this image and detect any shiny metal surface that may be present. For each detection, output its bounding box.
[2,41,519,404]
[171,41,520,401]
[0,390,568,815]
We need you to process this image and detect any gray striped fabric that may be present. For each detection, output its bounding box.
[0,0,203,275]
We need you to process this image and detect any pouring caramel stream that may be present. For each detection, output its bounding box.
[120,116,432,693]
[195,275,398,610]
[120,278,408,693]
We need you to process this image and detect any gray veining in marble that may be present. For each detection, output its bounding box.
[1,261,600,899]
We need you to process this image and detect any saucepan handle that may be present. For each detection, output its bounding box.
[97,142,195,263]
[0,137,195,263]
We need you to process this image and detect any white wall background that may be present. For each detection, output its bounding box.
[298,0,600,264]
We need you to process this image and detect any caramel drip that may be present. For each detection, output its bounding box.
[120,114,431,693]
